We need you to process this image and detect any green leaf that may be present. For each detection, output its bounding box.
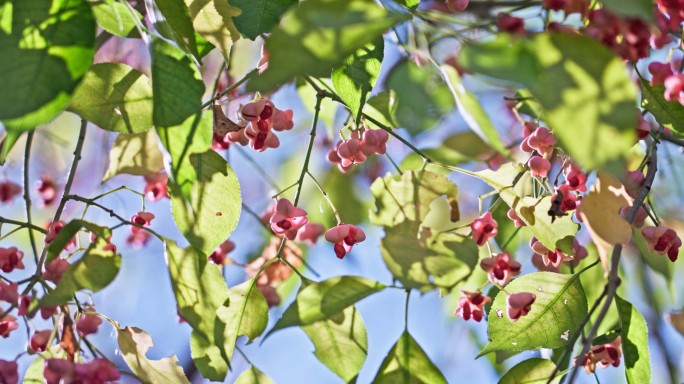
[492,196,529,254]
[24,347,65,383]
[396,0,420,9]
[151,38,205,128]
[169,150,241,257]
[632,227,672,281]
[302,306,368,383]
[165,241,230,380]
[380,220,479,291]
[441,65,507,155]
[235,367,275,384]
[69,63,153,133]
[364,90,397,128]
[640,76,684,134]
[400,131,495,171]
[272,276,384,331]
[103,130,165,181]
[154,0,199,57]
[386,60,453,136]
[477,163,578,254]
[156,111,212,198]
[616,295,651,384]
[45,220,109,263]
[370,170,459,228]
[498,358,561,384]
[372,331,447,384]
[296,78,338,131]
[459,33,637,170]
[183,0,241,59]
[117,326,190,384]
[216,279,269,364]
[480,271,589,356]
[332,37,384,123]
[232,0,298,40]
[0,130,22,165]
[0,0,95,130]
[248,0,408,91]
[40,235,121,306]
[601,0,653,22]
[91,0,142,37]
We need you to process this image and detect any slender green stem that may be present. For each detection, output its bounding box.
[0,217,47,234]
[293,94,323,207]
[200,68,259,110]
[23,131,39,263]
[235,145,281,190]
[306,171,342,224]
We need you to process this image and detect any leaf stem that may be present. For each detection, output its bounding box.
[200,68,259,110]
[23,131,39,263]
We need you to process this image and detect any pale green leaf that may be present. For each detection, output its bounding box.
[372,331,447,384]
[169,150,241,257]
[302,306,368,383]
[401,131,495,171]
[232,0,298,40]
[154,0,199,57]
[332,37,384,123]
[151,38,205,128]
[69,63,153,133]
[441,65,507,155]
[45,220,109,263]
[370,170,459,228]
[616,295,651,384]
[156,111,212,199]
[364,90,397,128]
[40,235,121,306]
[183,0,241,59]
[103,130,164,181]
[165,241,230,380]
[0,130,22,165]
[92,0,142,37]
[272,276,384,331]
[248,0,408,91]
[477,163,578,254]
[0,0,95,130]
[499,358,561,384]
[216,279,269,363]
[386,60,453,136]
[117,326,190,384]
[296,78,338,132]
[459,33,637,169]
[380,220,479,291]
[24,347,65,384]
[236,367,275,384]
[480,271,589,356]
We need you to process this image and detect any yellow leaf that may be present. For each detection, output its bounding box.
[184,0,241,59]
[103,130,164,181]
[578,173,632,271]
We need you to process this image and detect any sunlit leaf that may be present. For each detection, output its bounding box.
[477,163,578,254]
[248,0,407,91]
[401,131,495,171]
[0,0,95,130]
[91,0,142,37]
[154,0,199,57]
[372,331,447,384]
[216,279,269,363]
[441,65,507,155]
[459,33,637,169]
[40,235,121,307]
[24,347,65,383]
[103,130,164,181]
[45,220,109,263]
[616,295,651,384]
[69,63,153,133]
[480,271,589,356]
[165,242,230,380]
[386,60,453,136]
[183,0,241,59]
[380,220,478,291]
[302,306,368,383]
[232,0,298,40]
[498,358,561,384]
[117,326,190,384]
[156,111,212,199]
[235,366,275,384]
[272,276,384,331]
[370,170,459,228]
[151,38,205,128]
[0,130,22,165]
[169,150,241,256]
[333,37,384,123]
[364,90,397,128]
